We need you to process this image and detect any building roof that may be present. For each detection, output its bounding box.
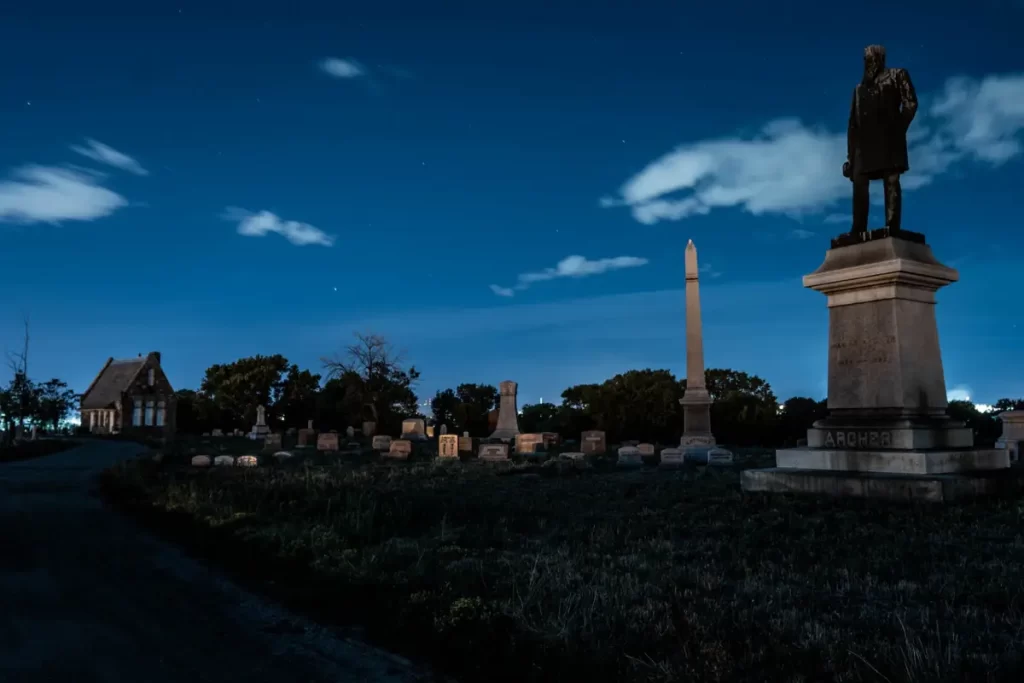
[80,358,146,410]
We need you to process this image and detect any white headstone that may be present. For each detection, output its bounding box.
[272,451,294,460]
[440,423,448,435]
[214,455,235,467]
[707,448,734,465]
[237,455,259,467]
[659,448,685,468]
[191,455,212,467]
[256,405,267,426]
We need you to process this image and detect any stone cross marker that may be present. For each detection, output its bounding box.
[680,240,716,451]
[581,430,606,455]
[489,380,521,440]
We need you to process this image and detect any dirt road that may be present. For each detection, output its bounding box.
[0,440,433,683]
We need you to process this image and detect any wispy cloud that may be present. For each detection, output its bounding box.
[222,207,335,247]
[789,228,816,239]
[699,262,723,278]
[490,254,649,297]
[604,73,1024,224]
[0,165,127,224]
[70,139,148,176]
[319,57,366,79]
[822,213,851,225]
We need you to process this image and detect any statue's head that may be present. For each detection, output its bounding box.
[863,44,886,80]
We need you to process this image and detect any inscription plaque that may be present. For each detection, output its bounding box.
[823,429,892,449]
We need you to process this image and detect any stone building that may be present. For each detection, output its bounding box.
[79,351,176,439]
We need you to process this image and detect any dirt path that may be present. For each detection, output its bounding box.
[0,440,434,683]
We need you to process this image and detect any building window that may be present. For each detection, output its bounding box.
[145,400,155,426]
[156,401,166,427]
[147,368,155,386]
[132,400,142,426]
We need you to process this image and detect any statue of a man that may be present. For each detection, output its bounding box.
[842,45,918,234]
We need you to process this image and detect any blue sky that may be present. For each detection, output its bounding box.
[2,0,1023,408]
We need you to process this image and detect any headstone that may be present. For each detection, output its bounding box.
[637,443,656,456]
[214,455,235,467]
[386,439,412,459]
[438,434,459,458]
[30,425,37,441]
[679,240,717,450]
[317,432,339,451]
[458,435,473,452]
[307,420,314,429]
[346,426,355,438]
[659,448,685,468]
[211,429,224,437]
[234,429,243,437]
[372,435,393,451]
[516,433,546,454]
[272,451,294,460]
[297,428,316,447]
[479,443,509,462]
[191,455,211,467]
[401,418,427,441]
[541,432,560,448]
[202,432,211,437]
[617,446,643,467]
[997,411,1024,464]
[463,431,470,437]
[439,423,448,435]
[559,452,586,461]
[250,405,270,437]
[285,427,297,436]
[489,380,521,440]
[426,424,435,438]
[237,455,258,467]
[707,447,734,465]
[581,430,607,455]
[265,433,282,449]
[362,421,376,437]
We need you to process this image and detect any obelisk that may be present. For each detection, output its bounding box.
[489,380,521,441]
[679,240,715,449]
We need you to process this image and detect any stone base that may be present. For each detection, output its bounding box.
[808,419,973,450]
[741,467,1024,502]
[775,447,1008,475]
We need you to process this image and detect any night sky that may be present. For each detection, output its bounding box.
[2,0,1022,409]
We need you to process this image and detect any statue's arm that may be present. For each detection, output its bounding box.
[898,68,918,130]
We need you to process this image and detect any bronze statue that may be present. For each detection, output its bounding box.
[842,45,918,234]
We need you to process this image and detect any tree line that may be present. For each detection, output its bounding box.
[173,332,1024,448]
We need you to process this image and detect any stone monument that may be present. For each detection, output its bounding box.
[679,240,722,463]
[488,380,521,441]
[997,411,1024,464]
[400,418,427,441]
[741,46,1013,502]
[250,405,270,438]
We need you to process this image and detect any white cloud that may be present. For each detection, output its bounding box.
[319,58,366,79]
[606,73,1024,224]
[491,254,649,297]
[222,207,335,247]
[70,138,148,176]
[823,213,851,224]
[789,228,815,239]
[699,262,723,278]
[947,385,973,402]
[0,165,128,224]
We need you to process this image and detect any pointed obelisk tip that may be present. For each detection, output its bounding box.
[686,239,694,248]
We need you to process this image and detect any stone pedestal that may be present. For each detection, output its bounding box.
[997,411,1024,464]
[489,380,521,441]
[742,232,1012,502]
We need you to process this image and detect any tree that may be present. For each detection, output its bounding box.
[174,389,219,435]
[199,354,291,429]
[36,379,78,431]
[519,402,560,434]
[321,333,419,435]
[994,398,1024,412]
[277,364,322,429]
[776,396,828,446]
[454,383,499,436]
[704,368,777,405]
[431,388,462,433]
[582,369,684,444]
[948,399,1001,447]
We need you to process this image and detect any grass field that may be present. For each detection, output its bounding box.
[100,441,1024,683]
[0,437,77,463]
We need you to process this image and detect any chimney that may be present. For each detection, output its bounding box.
[151,351,161,365]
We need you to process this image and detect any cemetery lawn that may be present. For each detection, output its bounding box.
[100,447,1024,683]
[0,438,77,463]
